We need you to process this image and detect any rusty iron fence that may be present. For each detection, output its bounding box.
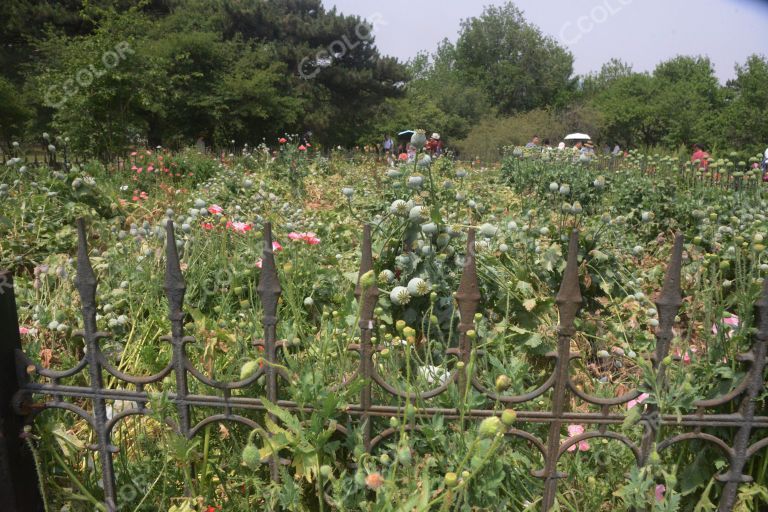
[1,219,767,511]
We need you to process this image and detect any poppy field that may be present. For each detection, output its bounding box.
[2,139,768,511]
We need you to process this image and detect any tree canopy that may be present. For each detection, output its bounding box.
[1,0,766,158]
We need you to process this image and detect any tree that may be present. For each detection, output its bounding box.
[652,55,722,147]
[219,0,408,145]
[453,2,575,114]
[718,54,768,152]
[578,58,634,99]
[0,76,31,149]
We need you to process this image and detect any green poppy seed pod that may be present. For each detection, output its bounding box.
[396,320,406,332]
[410,129,427,149]
[649,450,661,465]
[501,409,517,426]
[242,444,261,469]
[389,416,400,429]
[240,360,260,381]
[422,222,438,235]
[390,286,411,305]
[479,223,498,237]
[397,447,412,465]
[319,465,333,479]
[405,403,416,421]
[495,374,511,392]
[444,472,459,488]
[360,269,376,288]
[407,277,429,296]
[549,182,559,192]
[478,416,502,438]
[378,269,395,284]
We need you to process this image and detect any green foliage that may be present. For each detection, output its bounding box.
[453,2,575,114]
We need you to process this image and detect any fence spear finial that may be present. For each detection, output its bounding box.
[556,229,582,303]
[164,221,186,314]
[455,229,481,317]
[656,232,683,310]
[74,218,97,307]
[257,222,282,320]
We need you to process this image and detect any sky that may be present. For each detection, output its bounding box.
[328,0,768,82]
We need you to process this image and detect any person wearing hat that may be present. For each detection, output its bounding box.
[426,133,443,156]
[582,141,595,153]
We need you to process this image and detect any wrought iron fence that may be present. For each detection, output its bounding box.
[1,218,767,511]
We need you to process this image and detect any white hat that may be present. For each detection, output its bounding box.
[431,133,440,140]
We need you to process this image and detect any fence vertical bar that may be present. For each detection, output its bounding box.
[164,222,192,438]
[0,271,44,511]
[717,277,768,511]
[257,222,282,481]
[74,219,118,511]
[455,229,481,398]
[640,233,683,464]
[354,225,378,451]
[541,229,582,511]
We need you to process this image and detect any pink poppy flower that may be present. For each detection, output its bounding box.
[288,232,321,244]
[655,484,665,501]
[298,145,307,151]
[19,327,30,335]
[255,258,263,269]
[130,151,137,156]
[566,424,590,452]
[131,165,138,171]
[627,392,649,410]
[208,204,223,215]
[272,241,283,252]
[227,221,252,233]
[279,137,287,144]
[201,222,214,230]
[674,347,695,364]
[712,314,739,339]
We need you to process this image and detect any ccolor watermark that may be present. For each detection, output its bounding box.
[44,42,134,109]
[298,13,387,80]
[558,0,633,46]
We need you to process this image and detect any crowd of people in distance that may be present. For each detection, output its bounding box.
[523,134,622,160]
[380,132,444,164]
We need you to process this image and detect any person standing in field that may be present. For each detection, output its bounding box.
[525,135,541,149]
[691,143,710,169]
[383,134,393,155]
[762,145,768,171]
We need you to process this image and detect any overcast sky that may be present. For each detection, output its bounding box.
[328,0,768,82]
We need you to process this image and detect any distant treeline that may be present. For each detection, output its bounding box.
[1,1,766,159]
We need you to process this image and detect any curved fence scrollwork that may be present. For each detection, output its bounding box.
[0,218,766,511]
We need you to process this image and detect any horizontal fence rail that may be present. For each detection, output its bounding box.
[1,219,767,511]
